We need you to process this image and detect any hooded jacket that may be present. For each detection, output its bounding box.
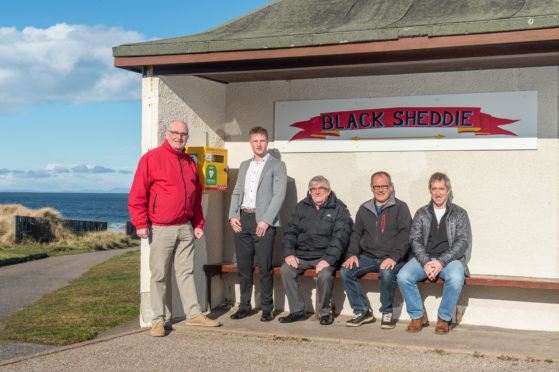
[409,195,471,276]
[282,192,352,266]
[346,192,411,262]
[128,140,204,230]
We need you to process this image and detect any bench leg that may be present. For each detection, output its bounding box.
[205,272,212,313]
[314,279,320,319]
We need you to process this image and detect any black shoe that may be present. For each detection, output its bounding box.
[381,312,395,329]
[260,310,273,322]
[230,309,250,320]
[345,310,375,327]
[319,315,333,325]
[164,323,174,331]
[278,312,306,323]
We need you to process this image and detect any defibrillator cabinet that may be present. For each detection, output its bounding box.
[186,146,228,191]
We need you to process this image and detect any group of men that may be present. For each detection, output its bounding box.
[129,121,471,338]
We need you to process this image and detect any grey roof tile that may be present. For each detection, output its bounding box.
[113,0,559,57]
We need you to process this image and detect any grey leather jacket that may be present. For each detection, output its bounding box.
[409,196,471,276]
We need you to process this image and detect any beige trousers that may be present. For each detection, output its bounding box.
[149,223,201,323]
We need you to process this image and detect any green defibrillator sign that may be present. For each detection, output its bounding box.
[205,164,217,186]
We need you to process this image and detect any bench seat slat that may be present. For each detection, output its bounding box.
[203,263,559,290]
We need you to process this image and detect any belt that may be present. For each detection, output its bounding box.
[241,208,256,214]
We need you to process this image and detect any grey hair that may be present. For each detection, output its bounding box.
[167,120,188,131]
[429,172,451,189]
[370,171,392,185]
[308,175,331,191]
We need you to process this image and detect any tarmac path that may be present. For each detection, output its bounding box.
[0,247,140,361]
[0,247,140,320]
[0,326,556,371]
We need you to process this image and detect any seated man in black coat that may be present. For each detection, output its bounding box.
[279,175,352,325]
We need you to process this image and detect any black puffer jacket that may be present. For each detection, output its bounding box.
[282,192,352,266]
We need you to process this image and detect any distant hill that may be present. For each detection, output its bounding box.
[0,188,129,194]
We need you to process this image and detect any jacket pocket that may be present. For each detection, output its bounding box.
[152,194,158,214]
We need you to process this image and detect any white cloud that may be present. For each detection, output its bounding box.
[0,163,133,192]
[43,163,131,174]
[0,24,146,113]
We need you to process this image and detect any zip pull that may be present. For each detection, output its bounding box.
[381,214,386,233]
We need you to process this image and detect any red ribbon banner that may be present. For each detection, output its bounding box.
[289,107,518,142]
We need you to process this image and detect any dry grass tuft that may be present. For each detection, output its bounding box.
[58,231,139,251]
[0,204,72,243]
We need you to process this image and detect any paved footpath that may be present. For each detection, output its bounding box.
[0,247,140,361]
[0,247,140,320]
[0,312,557,371]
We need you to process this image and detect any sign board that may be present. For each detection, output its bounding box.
[274,91,537,152]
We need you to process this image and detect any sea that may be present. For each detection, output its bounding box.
[0,192,130,232]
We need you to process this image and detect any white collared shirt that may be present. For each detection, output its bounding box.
[241,153,270,209]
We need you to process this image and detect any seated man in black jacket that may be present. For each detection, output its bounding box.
[279,175,352,325]
[340,171,411,329]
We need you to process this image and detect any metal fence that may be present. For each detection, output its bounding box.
[14,216,107,242]
[125,221,136,236]
[63,219,107,234]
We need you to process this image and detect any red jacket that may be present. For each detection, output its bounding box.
[128,140,204,230]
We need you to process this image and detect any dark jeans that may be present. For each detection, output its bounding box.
[340,254,404,314]
[234,211,276,312]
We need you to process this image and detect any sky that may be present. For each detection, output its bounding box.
[0,0,273,193]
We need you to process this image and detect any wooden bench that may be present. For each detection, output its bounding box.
[203,263,559,313]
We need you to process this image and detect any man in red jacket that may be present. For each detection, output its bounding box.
[129,120,221,337]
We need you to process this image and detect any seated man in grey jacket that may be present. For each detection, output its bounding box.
[397,172,471,335]
[279,175,352,325]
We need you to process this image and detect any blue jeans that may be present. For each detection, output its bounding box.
[340,254,404,314]
[397,257,465,321]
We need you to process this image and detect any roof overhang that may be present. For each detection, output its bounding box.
[114,28,559,83]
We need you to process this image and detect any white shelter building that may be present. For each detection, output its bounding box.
[113,0,559,331]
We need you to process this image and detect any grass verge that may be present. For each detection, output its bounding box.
[0,231,139,265]
[0,250,140,345]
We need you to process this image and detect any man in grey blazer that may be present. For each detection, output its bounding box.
[228,126,287,322]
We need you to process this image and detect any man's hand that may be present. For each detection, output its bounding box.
[423,261,435,280]
[255,221,269,237]
[230,218,242,233]
[315,259,330,273]
[423,260,443,281]
[342,256,359,269]
[136,228,149,239]
[429,260,443,279]
[380,258,397,270]
[194,228,204,240]
[285,255,299,269]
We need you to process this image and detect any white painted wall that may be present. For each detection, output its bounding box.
[142,66,559,331]
[220,66,559,331]
[139,74,226,327]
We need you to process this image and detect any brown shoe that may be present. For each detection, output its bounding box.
[151,321,165,337]
[435,316,450,335]
[407,314,429,333]
[186,313,222,327]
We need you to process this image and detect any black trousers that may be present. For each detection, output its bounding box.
[234,211,276,312]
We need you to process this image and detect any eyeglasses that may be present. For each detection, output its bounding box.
[309,187,328,193]
[168,130,189,137]
[372,184,390,190]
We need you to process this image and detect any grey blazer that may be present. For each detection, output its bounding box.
[228,155,287,227]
